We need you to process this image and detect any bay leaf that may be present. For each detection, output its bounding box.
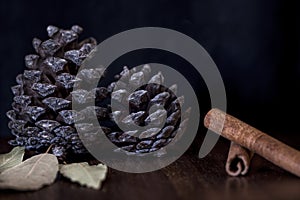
[60,162,107,189]
[0,146,25,173]
[0,153,58,191]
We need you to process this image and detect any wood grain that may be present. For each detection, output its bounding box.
[0,138,300,200]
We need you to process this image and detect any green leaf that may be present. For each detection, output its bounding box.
[60,162,107,189]
[0,147,25,173]
[0,153,58,191]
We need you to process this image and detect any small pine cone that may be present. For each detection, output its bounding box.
[103,66,188,154]
[7,25,189,161]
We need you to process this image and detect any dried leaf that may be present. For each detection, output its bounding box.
[60,162,107,189]
[0,153,58,191]
[0,147,25,173]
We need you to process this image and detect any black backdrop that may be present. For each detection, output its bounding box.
[0,0,299,138]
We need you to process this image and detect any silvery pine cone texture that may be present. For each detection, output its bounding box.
[7,25,187,159]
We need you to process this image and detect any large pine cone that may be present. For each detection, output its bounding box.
[7,25,187,160]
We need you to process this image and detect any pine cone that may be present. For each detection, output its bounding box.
[7,25,188,160]
[103,66,185,154]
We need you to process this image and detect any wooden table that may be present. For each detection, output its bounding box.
[0,134,299,200]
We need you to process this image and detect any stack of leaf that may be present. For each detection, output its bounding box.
[0,147,107,190]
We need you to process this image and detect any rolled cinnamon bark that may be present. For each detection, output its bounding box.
[226,142,254,176]
[204,108,300,177]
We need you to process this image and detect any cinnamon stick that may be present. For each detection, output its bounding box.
[204,108,300,177]
[226,142,254,176]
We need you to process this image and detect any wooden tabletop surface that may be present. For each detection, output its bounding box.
[0,135,299,200]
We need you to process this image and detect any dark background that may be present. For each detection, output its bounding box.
[0,0,299,139]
